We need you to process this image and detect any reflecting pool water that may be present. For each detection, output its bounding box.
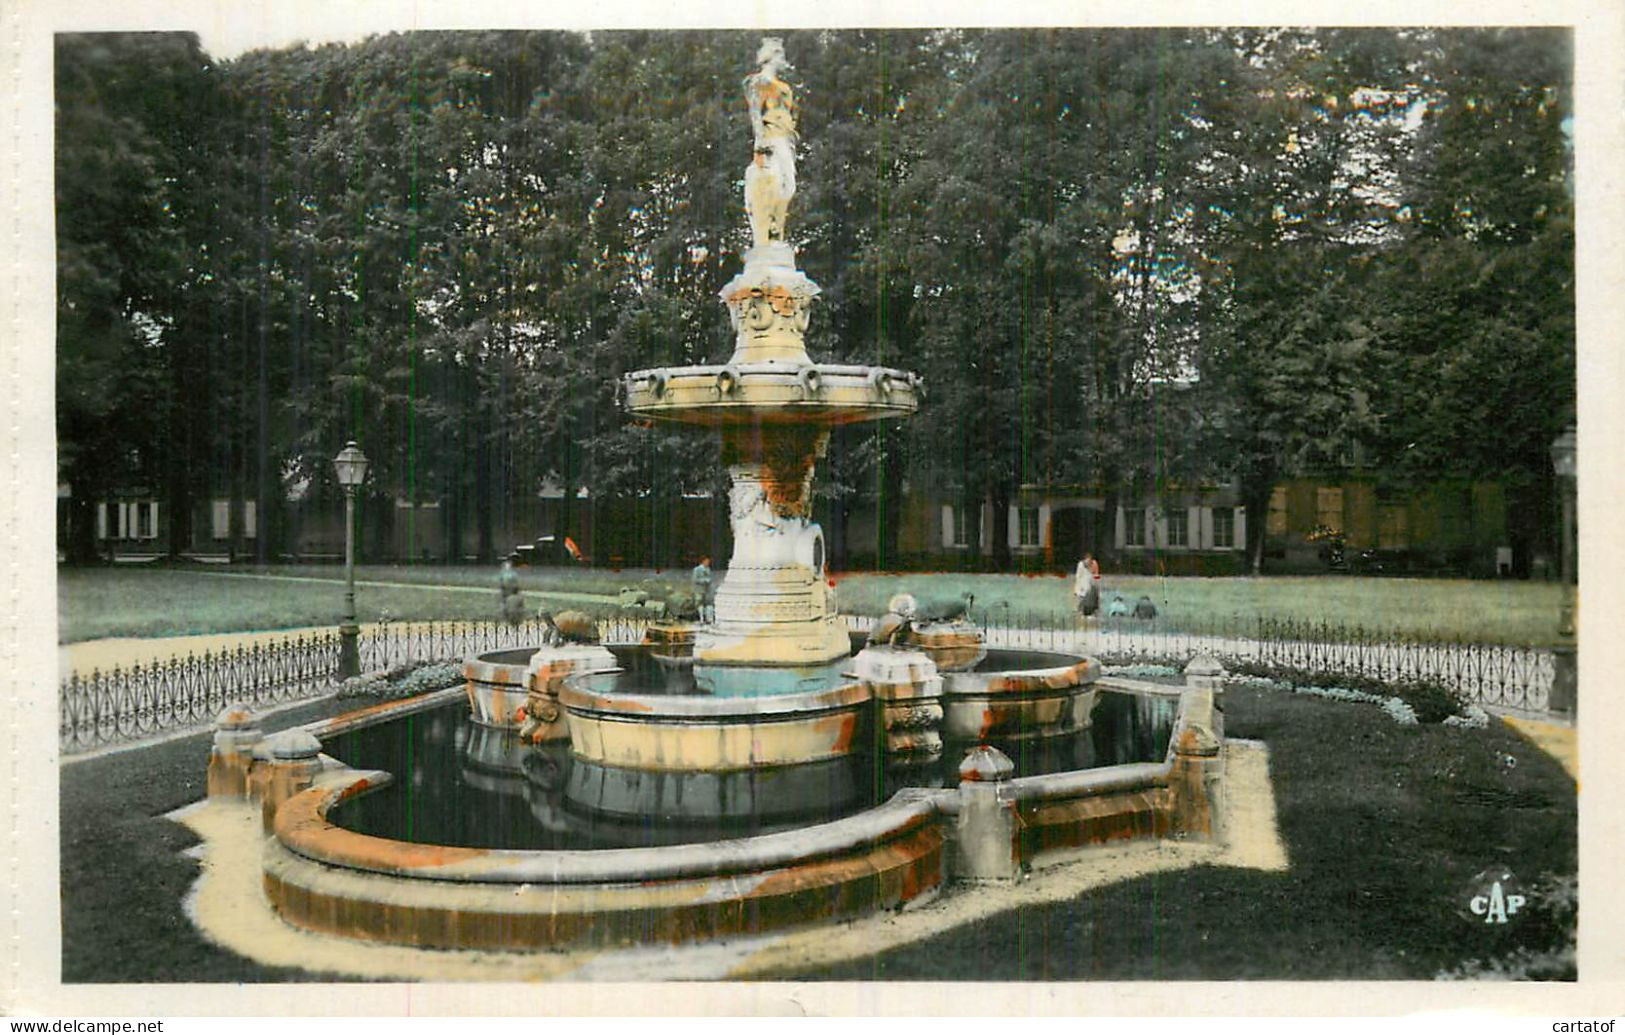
[322,689,1178,852]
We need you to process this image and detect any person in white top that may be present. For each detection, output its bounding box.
[1074,553,1100,616]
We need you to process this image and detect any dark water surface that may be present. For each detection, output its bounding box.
[323,689,1177,851]
[560,644,1085,699]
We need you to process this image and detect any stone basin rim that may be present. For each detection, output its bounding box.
[558,673,871,718]
[279,770,945,885]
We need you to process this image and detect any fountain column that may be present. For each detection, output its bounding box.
[623,36,920,670]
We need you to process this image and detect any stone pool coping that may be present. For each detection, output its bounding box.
[176,735,1282,981]
[216,667,1228,951]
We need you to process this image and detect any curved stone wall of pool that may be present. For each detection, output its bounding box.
[941,654,1103,742]
[265,776,947,950]
[462,644,619,741]
[558,677,871,771]
[223,671,1226,951]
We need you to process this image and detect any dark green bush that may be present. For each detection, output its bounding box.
[1226,660,1468,723]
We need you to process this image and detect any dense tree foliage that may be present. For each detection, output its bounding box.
[55,28,1574,569]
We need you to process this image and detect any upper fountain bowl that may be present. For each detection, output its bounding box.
[624,361,921,428]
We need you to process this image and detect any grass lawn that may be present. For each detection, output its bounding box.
[759,686,1578,981]
[58,564,1562,645]
[833,571,1564,645]
[55,565,695,643]
[57,685,1575,981]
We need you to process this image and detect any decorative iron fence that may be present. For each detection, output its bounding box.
[361,615,651,672]
[59,632,341,752]
[61,611,1556,754]
[843,613,1555,713]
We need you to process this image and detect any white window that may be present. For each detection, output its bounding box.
[951,504,969,547]
[243,500,257,539]
[1124,508,1146,548]
[212,500,230,539]
[1213,507,1235,549]
[96,503,108,540]
[1018,507,1040,547]
[1166,508,1188,547]
[135,502,157,539]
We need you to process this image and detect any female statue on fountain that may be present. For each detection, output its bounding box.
[744,37,797,249]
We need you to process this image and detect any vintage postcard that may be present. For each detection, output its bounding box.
[4,0,1623,1019]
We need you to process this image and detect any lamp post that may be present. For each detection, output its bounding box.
[1549,427,1576,719]
[333,441,369,679]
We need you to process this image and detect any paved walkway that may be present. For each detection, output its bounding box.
[1499,714,1578,781]
[64,626,329,678]
[179,567,621,605]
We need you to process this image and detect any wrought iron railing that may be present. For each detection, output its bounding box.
[60,611,1556,753]
[59,632,342,753]
[361,615,651,672]
[843,613,1555,713]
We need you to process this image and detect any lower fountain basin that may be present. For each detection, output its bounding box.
[320,688,1178,849]
[251,677,1217,952]
[559,677,870,772]
[942,651,1102,741]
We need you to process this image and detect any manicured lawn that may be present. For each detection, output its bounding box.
[833,572,1563,645]
[59,564,1562,645]
[55,565,694,643]
[758,687,1577,981]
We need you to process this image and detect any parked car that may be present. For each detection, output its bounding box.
[509,535,588,567]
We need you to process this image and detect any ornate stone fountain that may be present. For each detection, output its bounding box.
[622,36,920,671]
[201,42,1232,963]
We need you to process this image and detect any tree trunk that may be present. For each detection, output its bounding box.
[1243,480,1272,576]
[475,431,494,564]
[1099,486,1120,567]
[877,426,905,569]
[990,484,1012,571]
[165,460,192,559]
[65,490,101,565]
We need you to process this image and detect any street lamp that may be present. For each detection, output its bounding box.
[1548,426,1576,718]
[334,441,369,679]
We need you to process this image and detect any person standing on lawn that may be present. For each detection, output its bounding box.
[1074,553,1101,617]
[692,556,715,623]
[498,558,524,625]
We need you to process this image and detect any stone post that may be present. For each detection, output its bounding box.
[1168,688,1224,841]
[1183,655,1226,740]
[259,729,324,833]
[953,745,1020,881]
[206,705,261,799]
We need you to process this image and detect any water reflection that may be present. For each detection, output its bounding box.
[323,690,1177,852]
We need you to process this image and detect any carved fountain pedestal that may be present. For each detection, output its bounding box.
[624,240,918,671]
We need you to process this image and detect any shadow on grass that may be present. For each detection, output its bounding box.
[757,687,1577,981]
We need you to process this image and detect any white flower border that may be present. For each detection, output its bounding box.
[1224,673,1488,729]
